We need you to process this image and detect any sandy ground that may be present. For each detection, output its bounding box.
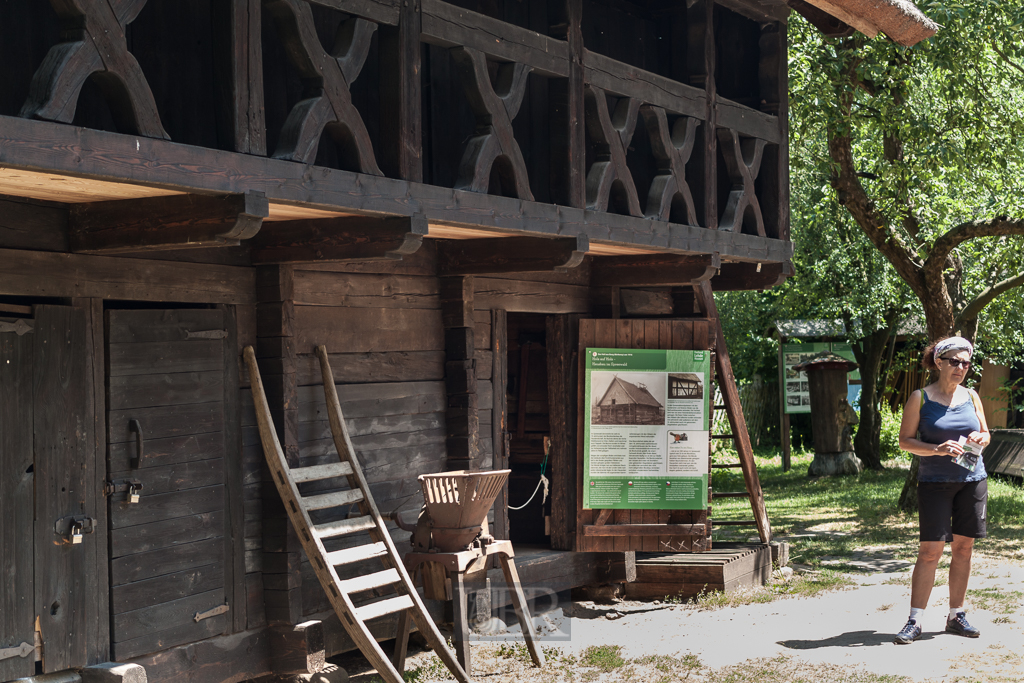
[342,554,1024,682]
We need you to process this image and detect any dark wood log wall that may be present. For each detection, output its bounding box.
[0,0,789,243]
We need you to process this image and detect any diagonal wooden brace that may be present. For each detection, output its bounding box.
[266,0,382,174]
[20,0,169,139]
[641,106,700,226]
[717,128,767,235]
[584,85,642,217]
[451,47,534,200]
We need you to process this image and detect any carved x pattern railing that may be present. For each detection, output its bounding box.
[20,0,169,139]
[450,48,534,201]
[641,106,700,226]
[584,86,643,217]
[265,0,383,174]
[717,129,767,236]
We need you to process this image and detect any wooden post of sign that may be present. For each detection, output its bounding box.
[778,335,791,471]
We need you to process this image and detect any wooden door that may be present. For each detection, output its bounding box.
[1,315,36,680]
[573,319,713,553]
[2,305,99,676]
[106,309,230,661]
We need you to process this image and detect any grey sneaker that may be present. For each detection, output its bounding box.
[894,618,922,644]
[945,612,980,638]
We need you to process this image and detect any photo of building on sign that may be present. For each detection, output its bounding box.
[590,372,666,426]
[668,372,704,400]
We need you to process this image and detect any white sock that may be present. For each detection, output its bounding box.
[949,607,964,620]
[909,607,925,623]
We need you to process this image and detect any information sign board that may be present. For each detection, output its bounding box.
[583,348,711,510]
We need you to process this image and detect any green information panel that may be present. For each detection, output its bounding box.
[583,348,711,510]
[782,342,860,414]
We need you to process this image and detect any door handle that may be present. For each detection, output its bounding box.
[129,419,144,468]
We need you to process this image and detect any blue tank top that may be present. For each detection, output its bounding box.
[918,388,986,483]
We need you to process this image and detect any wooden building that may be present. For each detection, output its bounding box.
[0,0,936,681]
[593,375,665,425]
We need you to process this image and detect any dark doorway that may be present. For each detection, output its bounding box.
[505,313,551,547]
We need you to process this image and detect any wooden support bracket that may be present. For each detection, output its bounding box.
[590,252,720,287]
[437,234,588,275]
[710,260,794,291]
[250,215,428,263]
[70,191,269,253]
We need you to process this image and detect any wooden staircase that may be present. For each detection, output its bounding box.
[243,345,472,683]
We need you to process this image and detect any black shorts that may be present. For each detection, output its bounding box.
[918,479,988,542]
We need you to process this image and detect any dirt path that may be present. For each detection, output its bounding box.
[344,555,1024,682]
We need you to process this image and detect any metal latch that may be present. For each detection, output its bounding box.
[194,602,230,622]
[54,516,97,544]
[0,642,33,661]
[105,478,144,503]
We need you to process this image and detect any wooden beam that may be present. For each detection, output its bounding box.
[69,191,268,254]
[583,523,706,536]
[0,115,793,264]
[717,98,782,144]
[379,0,423,181]
[583,50,706,119]
[786,0,855,37]
[437,235,588,275]
[421,0,570,77]
[0,248,256,304]
[590,253,720,286]
[710,260,793,291]
[250,215,427,263]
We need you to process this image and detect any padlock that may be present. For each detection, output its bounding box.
[129,484,141,504]
[71,521,83,544]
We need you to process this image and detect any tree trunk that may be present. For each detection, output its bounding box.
[899,454,920,512]
[850,325,894,471]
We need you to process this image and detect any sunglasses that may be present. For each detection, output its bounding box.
[941,357,971,369]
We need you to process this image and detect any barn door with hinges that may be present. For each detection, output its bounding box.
[574,318,715,553]
[2,305,100,676]
[105,309,232,661]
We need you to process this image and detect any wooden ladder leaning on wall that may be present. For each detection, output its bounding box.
[243,345,473,683]
[694,280,773,545]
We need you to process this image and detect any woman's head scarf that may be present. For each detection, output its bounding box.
[934,336,973,359]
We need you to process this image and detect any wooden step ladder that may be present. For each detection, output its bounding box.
[694,280,772,544]
[243,345,473,683]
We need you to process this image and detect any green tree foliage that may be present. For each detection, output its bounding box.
[722,3,1024,481]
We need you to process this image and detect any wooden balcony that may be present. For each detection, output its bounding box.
[0,0,793,266]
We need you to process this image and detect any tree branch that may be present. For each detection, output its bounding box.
[992,43,1024,79]
[954,269,1024,330]
[924,217,1024,284]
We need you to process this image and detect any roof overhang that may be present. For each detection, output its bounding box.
[788,0,938,46]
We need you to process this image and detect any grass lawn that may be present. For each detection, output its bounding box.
[710,448,1024,568]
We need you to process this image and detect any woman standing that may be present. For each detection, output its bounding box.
[893,336,990,645]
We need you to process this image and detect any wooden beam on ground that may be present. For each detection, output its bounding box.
[590,253,719,286]
[710,260,793,291]
[70,191,268,253]
[437,235,588,275]
[583,523,706,536]
[694,280,772,544]
[250,215,427,263]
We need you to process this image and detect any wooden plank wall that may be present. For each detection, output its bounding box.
[242,251,452,621]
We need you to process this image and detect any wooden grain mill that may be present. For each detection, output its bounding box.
[0,0,937,681]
